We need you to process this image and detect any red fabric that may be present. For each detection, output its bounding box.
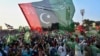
[76,25,85,32]
[19,3,42,32]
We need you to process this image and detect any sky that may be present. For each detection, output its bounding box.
[0,0,100,29]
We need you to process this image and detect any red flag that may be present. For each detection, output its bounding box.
[76,25,85,33]
[19,0,59,32]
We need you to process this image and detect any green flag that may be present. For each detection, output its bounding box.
[18,26,24,32]
[6,34,12,45]
[24,31,31,44]
[24,26,30,32]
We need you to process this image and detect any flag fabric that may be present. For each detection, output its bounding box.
[6,35,13,45]
[49,0,75,32]
[19,0,75,32]
[6,35,11,45]
[24,31,31,44]
[18,26,24,32]
[5,23,13,29]
[76,25,85,33]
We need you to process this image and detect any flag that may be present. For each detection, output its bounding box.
[18,26,23,32]
[19,0,75,32]
[5,23,13,29]
[24,31,31,44]
[6,34,14,45]
[6,35,11,45]
[76,25,85,33]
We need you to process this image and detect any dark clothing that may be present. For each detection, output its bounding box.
[84,46,92,56]
[50,47,58,56]
[0,49,7,56]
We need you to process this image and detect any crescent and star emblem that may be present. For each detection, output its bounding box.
[40,13,50,24]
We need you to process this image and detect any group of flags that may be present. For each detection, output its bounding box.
[4,0,76,44]
[6,28,31,45]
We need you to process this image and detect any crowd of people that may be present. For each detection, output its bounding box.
[0,28,100,56]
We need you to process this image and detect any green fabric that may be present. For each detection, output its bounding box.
[97,49,100,53]
[67,41,76,50]
[75,44,81,51]
[18,26,23,32]
[24,26,30,32]
[49,0,75,32]
[6,35,14,45]
[24,31,31,43]
[6,35,11,44]
[86,30,98,37]
[90,45,100,56]
[58,30,65,34]
[11,35,17,41]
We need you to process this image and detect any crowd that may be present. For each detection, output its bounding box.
[0,28,100,56]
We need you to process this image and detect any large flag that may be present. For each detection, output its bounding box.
[19,0,75,32]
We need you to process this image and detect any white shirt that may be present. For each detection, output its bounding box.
[58,45,66,56]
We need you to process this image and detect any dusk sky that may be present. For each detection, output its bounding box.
[0,0,100,29]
